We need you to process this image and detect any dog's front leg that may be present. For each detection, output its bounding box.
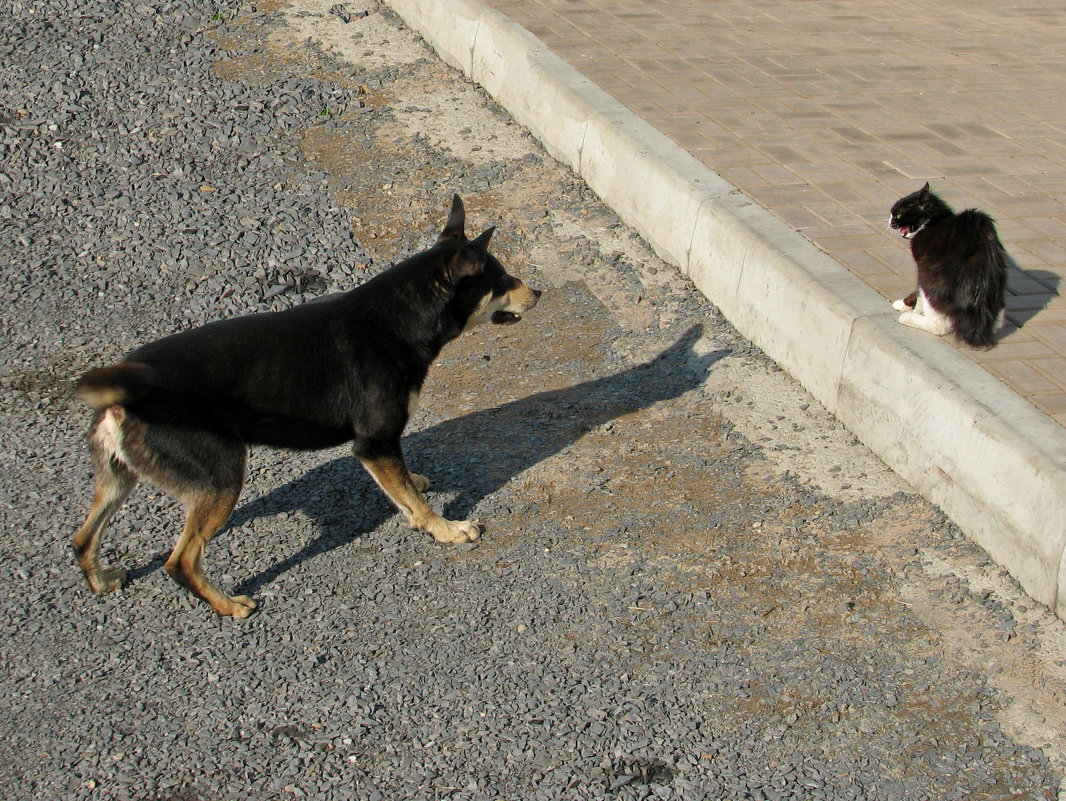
[354,439,481,544]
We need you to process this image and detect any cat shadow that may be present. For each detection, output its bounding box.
[190,325,726,598]
[1002,258,1061,334]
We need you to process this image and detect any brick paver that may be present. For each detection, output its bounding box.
[484,0,1066,425]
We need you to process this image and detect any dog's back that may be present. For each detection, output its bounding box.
[77,248,471,449]
[79,296,359,449]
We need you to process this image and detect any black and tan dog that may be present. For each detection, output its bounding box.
[72,195,540,617]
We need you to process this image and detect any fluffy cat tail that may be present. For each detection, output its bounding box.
[952,221,1008,349]
[954,311,999,349]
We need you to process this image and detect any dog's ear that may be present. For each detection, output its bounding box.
[471,226,494,251]
[449,228,494,280]
[449,250,484,280]
[438,194,466,241]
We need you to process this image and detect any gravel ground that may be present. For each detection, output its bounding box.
[2,1,1065,799]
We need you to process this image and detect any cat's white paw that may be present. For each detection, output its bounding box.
[899,310,951,337]
[898,310,920,328]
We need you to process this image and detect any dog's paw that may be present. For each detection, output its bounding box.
[410,472,431,493]
[90,566,127,594]
[222,594,258,619]
[431,519,482,544]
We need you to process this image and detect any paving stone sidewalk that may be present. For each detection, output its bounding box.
[484,0,1066,426]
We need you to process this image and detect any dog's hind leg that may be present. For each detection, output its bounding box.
[73,411,139,594]
[355,440,481,544]
[72,455,137,594]
[136,428,255,618]
[164,485,255,618]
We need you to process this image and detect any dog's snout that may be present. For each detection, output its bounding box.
[515,284,541,309]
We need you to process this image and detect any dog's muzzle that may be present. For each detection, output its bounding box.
[491,288,542,325]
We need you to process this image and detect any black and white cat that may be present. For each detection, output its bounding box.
[889,183,1008,348]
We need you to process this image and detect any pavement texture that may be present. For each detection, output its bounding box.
[479,0,1066,425]
[386,0,1066,618]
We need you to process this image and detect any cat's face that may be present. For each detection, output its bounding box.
[890,182,938,239]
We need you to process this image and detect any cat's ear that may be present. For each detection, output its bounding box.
[920,181,931,195]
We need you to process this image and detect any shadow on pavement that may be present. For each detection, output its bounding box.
[1003,263,1060,334]
[219,325,726,597]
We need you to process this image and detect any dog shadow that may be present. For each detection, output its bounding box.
[212,326,726,597]
[1003,259,1061,333]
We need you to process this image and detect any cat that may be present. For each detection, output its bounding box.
[889,182,1008,349]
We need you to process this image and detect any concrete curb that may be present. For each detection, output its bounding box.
[386,0,1066,617]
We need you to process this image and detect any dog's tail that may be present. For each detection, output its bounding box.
[75,362,157,410]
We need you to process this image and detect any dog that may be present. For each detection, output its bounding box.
[72,195,540,617]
